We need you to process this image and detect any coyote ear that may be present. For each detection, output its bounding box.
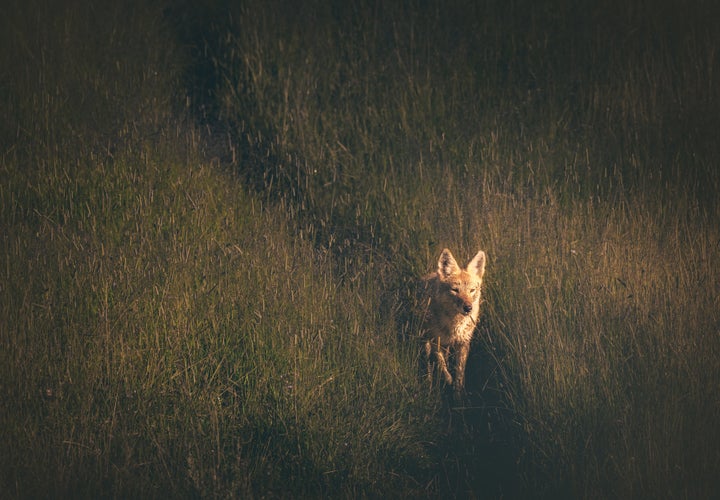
[467,250,486,278]
[437,248,460,279]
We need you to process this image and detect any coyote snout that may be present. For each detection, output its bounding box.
[420,248,486,397]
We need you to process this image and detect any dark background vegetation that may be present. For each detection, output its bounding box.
[2,0,719,497]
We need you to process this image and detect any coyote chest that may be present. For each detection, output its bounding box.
[421,248,486,395]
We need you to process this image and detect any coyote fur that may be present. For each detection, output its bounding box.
[420,248,486,396]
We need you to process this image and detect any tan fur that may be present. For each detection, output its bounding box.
[420,248,486,396]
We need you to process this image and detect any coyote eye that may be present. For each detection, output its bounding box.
[450,286,459,294]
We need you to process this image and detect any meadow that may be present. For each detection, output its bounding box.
[2,0,719,497]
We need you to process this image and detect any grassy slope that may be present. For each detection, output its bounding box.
[1,1,438,497]
[2,0,720,498]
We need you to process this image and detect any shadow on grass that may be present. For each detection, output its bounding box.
[429,319,525,499]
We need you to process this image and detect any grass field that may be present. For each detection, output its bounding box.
[2,0,719,497]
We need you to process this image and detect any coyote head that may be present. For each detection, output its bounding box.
[435,248,486,317]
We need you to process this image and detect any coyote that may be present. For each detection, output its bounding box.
[420,248,486,396]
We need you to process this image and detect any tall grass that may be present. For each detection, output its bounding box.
[2,0,719,497]
[210,0,720,496]
[2,1,440,497]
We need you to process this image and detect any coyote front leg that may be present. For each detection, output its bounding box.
[425,339,453,386]
[453,341,470,395]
